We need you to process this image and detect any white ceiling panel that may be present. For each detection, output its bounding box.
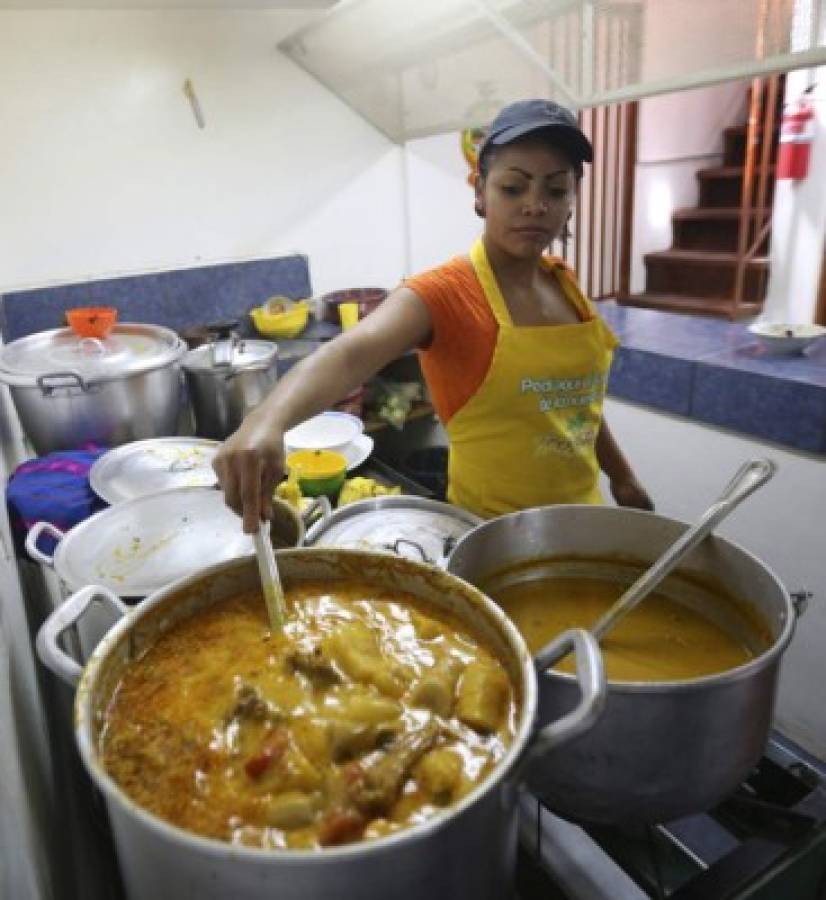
[279,0,826,141]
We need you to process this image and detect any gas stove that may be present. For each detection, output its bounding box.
[516,732,826,899]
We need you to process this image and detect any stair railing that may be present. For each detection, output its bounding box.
[732,7,781,317]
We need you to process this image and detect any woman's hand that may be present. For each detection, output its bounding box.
[212,413,286,534]
[212,289,432,534]
[610,476,654,511]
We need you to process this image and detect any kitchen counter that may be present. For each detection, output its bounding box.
[599,300,826,454]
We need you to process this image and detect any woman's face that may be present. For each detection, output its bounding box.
[477,137,576,259]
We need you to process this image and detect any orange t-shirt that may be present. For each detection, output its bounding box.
[405,255,598,425]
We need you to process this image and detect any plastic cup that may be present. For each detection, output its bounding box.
[338,302,359,331]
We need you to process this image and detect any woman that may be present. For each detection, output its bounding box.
[214,99,652,533]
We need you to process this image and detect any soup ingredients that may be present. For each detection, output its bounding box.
[338,477,402,506]
[486,572,762,682]
[100,580,516,850]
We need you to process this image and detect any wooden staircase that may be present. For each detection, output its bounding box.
[618,81,781,320]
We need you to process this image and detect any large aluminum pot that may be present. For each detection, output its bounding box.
[182,336,278,439]
[0,324,185,454]
[36,549,604,900]
[447,504,799,825]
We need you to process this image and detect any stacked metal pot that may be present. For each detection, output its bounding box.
[0,323,187,454]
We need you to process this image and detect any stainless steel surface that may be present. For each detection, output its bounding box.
[183,339,278,440]
[89,437,219,504]
[517,794,648,900]
[25,487,303,599]
[304,495,481,567]
[36,549,604,900]
[591,459,776,641]
[0,324,185,454]
[448,504,797,824]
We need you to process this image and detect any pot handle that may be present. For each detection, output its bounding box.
[302,496,332,542]
[25,521,65,567]
[791,590,812,617]
[36,586,129,687]
[510,628,606,784]
[36,370,90,395]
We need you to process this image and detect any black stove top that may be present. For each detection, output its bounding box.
[517,733,826,900]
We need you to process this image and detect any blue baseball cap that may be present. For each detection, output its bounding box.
[477,99,592,165]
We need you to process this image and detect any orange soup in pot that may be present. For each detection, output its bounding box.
[100,580,518,850]
[481,567,769,682]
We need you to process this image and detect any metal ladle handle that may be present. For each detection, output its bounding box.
[591,458,777,643]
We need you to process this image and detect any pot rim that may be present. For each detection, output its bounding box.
[450,504,796,695]
[0,325,186,387]
[72,549,539,862]
[181,339,278,375]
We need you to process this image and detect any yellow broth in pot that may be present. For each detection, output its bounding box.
[481,561,771,682]
[100,580,517,850]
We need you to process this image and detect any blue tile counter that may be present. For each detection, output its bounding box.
[0,255,312,342]
[599,301,826,454]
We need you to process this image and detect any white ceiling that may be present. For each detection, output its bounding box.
[0,1,336,8]
[281,0,826,141]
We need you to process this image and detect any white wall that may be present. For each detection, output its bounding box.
[0,10,406,297]
[404,132,481,275]
[602,397,826,757]
[763,66,826,323]
[630,81,747,293]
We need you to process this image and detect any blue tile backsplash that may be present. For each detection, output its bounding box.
[0,255,312,342]
[599,301,826,455]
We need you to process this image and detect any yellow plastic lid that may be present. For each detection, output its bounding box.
[286,449,347,478]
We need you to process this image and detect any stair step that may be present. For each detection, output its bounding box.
[643,251,769,302]
[697,165,776,208]
[645,250,769,268]
[671,208,772,254]
[672,207,772,221]
[616,292,763,319]
[723,123,780,166]
[697,165,776,180]
[723,124,779,140]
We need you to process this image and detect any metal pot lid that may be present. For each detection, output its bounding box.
[0,324,184,383]
[53,486,251,598]
[182,339,277,374]
[304,496,481,568]
[89,438,220,504]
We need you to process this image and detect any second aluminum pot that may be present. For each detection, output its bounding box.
[36,549,605,900]
[183,335,278,439]
[448,504,800,825]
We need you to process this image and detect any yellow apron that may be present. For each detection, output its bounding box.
[446,239,618,519]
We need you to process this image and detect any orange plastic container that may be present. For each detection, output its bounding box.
[66,306,118,339]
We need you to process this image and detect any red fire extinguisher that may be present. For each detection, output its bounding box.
[777,87,816,180]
